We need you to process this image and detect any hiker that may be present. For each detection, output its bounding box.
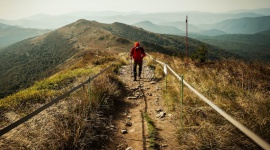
[130,42,146,81]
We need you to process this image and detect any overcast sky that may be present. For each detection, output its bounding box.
[1,0,270,19]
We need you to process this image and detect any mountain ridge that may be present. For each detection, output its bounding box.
[0,19,235,98]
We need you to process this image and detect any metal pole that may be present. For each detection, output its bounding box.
[181,75,183,127]
[130,58,133,78]
[165,63,168,96]
[186,16,188,64]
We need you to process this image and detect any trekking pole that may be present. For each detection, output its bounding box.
[130,58,132,78]
[143,60,144,81]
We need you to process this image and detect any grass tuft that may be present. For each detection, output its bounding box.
[144,112,159,150]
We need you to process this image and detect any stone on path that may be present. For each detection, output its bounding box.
[156,111,166,118]
[156,108,163,113]
[121,129,128,134]
[126,146,133,150]
[131,87,138,91]
[147,93,153,96]
[127,96,138,100]
[162,144,168,147]
[150,81,156,84]
[125,121,132,127]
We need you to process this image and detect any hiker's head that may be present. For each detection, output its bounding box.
[134,42,140,47]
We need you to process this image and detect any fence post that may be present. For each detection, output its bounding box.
[180,75,184,131]
[165,75,167,96]
[88,77,92,116]
[164,63,168,96]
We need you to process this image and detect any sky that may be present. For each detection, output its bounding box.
[1,0,270,20]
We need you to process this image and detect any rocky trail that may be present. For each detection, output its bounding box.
[105,61,181,150]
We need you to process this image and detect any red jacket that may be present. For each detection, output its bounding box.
[130,46,146,62]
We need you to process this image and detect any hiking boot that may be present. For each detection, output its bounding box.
[134,77,137,81]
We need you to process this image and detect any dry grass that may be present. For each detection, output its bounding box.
[1,50,269,149]
[148,53,270,149]
[0,67,93,114]
[0,67,124,149]
[0,51,127,149]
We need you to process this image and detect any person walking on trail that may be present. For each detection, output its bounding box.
[130,42,146,81]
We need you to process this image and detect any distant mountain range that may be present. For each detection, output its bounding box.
[227,8,270,16]
[132,21,229,36]
[0,23,50,48]
[133,21,184,35]
[200,16,270,34]
[159,21,203,33]
[0,8,269,29]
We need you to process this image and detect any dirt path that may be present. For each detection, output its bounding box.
[106,60,181,150]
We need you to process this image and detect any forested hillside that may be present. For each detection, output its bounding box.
[195,33,270,61]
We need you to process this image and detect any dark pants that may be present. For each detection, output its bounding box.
[133,61,142,78]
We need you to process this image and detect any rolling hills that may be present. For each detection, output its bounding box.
[133,21,184,35]
[134,20,227,36]
[193,33,270,61]
[0,23,50,48]
[0,23,10,29]
[159,21,203,33]
[200,16,270,34]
